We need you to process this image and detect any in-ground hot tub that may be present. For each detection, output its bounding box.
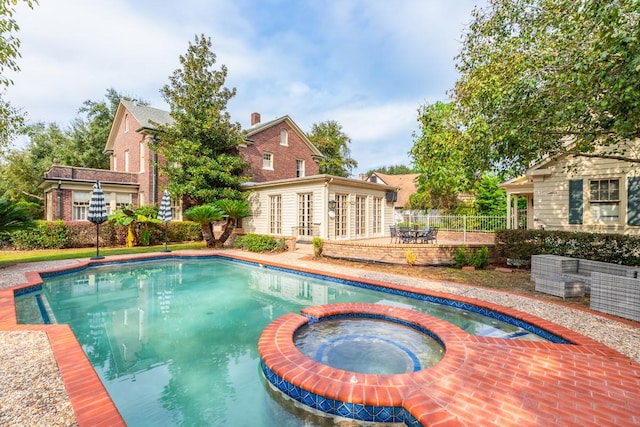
[295,317,444,375]
[258,303,470,426]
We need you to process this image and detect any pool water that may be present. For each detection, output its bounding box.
[295,318,444,374]
[21,258,547,426]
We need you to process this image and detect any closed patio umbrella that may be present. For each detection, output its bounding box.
[88,181,108,260]
[158,189,172,252]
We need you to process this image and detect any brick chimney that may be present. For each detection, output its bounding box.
[251,112,261,126]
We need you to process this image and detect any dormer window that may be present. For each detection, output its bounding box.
[262,152,273,170]
[280,129,288,146]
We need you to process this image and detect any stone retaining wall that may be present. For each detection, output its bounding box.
[321,240,495,266]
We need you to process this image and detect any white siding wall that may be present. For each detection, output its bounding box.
[532,155,640,234]
[244,180,393,240]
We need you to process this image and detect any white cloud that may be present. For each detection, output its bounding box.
[5,0,487,174]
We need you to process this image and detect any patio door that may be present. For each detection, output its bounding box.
[297,193,313,238]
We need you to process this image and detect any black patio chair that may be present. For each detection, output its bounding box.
[389,225,398,244]
[418,227,438,244]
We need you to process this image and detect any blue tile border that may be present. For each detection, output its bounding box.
[260,360,420,426]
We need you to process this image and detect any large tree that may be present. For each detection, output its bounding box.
[0,0,37,152]
[307,120,358,177]
[0,122,66,203]
[0,89,136,205]
[364,164,416,177]
[64,88,136,169]
[409,101,473,211]
[455,0,640,174]
[158,34,247,203]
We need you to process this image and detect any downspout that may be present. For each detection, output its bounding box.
[151,135,158,205]
[57,180,62,220]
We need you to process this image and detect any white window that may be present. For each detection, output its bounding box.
[297,193,313,236]
[590,179,620,222]
[171,197,182,221]
[139,142,145,172]
[280,129,288,146]
[72,191,91,221]
[116,193,132,211]
[296,159,305,178]
[262,152,273,170]
[355,195,367,236]
[334,194,348,238]
[125,114,129,133]
[124,149,130,172]
[373,197,382,233]
[269,195,282,234]
[113,155,118,171]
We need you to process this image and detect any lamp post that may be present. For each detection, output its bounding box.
[56,180,62,220]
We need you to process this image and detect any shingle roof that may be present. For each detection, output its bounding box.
[370,172,419,208]
[121,99,174,129]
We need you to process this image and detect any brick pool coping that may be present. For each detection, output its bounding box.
[1,251,639,426]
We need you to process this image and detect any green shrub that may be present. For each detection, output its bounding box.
[168,221,202,242]
[453,247,468,268]
[495,229,640,266]
[10,220,74,250]
[312,237,323,257]
[471,246,490,269]
[234,234,280,252]
[453,246,490,269]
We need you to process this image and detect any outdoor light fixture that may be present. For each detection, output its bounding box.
[328,200,336,211]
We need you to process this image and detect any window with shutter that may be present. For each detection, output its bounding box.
[627,176,640,226]
[568,179,583,224]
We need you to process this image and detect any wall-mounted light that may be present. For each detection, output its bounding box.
[328,200,336,211]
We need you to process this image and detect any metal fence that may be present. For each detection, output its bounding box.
[401,212,509,233]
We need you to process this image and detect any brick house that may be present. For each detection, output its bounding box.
[40,101,323,221]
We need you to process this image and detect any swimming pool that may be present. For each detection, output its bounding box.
[16,256,567,426]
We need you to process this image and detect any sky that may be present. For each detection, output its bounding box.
[6,0,486,176]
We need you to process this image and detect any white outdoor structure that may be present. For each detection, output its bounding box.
[242,175,396,241]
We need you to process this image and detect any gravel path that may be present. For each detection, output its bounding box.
[0,251,638,426]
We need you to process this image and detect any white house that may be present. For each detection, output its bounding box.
[242,175,397,241]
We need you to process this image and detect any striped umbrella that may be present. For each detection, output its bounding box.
[159,189,172,252]
[88,181,108,224]
[88,181,108,259]
[158,189,173,222]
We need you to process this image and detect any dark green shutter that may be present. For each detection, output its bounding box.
[568,179,583,224]
[627,177,640,226]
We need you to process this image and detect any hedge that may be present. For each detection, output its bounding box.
[9,220,203,250]
[495,229,640,266]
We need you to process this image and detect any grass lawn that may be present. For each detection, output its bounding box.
[0,242,207,267]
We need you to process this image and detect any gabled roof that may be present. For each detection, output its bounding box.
[104,100,174,153]
[243,174,395,192]
[245,115,323,158]
[368,172,419,208]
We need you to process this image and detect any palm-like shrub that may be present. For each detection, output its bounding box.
[0,199,37,240]
[185,199,251,248]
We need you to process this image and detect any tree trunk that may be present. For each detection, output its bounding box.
[217,219,235,246]
[200,223,216,248]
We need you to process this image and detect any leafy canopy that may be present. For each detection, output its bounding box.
[0,89,139,206]
[454,0,640,174]
[307,120,357,177]
[364,164,416,178]
[158,34,248,204]
[0,0,38,151]
[409,101,474,211]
